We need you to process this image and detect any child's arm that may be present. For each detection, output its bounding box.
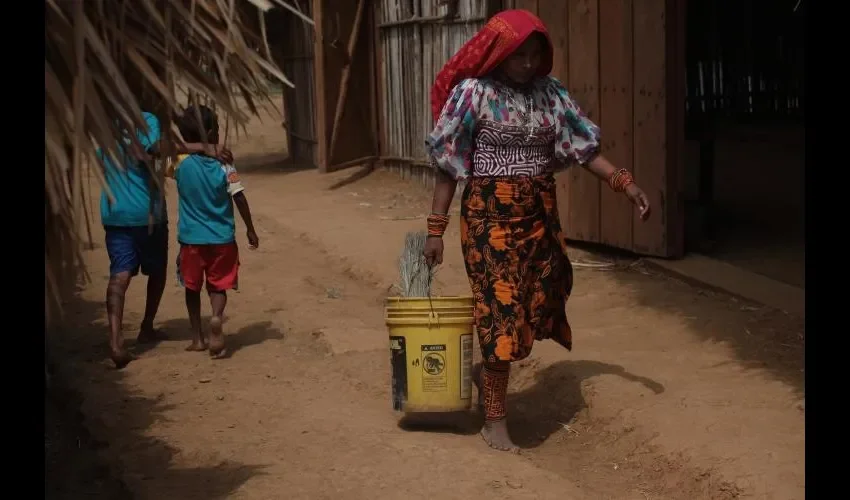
[233,192,258,249]
[148,142,234,164]
[180,143,234,164]
[125,113,162,163]
[127,113,230,164]
[225,165,259,249]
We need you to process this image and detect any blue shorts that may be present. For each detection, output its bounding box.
[104,224,169,277]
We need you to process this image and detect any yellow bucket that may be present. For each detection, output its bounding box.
[386,311,472,321]
[385,296,473,309]
[386,296,475,413]
[385,307,474,317]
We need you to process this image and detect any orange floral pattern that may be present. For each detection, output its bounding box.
[461,174,574,363]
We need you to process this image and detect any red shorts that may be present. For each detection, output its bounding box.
[177,243,239,292]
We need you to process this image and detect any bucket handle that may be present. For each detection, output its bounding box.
[424,262,439,327]
[409,260,439,326]
[426,262,437,318]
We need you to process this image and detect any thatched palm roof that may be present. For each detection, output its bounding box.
[45,0,311,325]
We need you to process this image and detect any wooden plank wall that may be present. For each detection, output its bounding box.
[562,0,601,245]
[506,0,684,257]
[631,0,667,255]
[598,0,635,250]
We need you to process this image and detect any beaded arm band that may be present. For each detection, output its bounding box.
[608,168,636,193]
[427,213,450,237]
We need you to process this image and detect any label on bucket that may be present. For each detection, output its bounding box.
[421,344,447,392]
[390,336,408,411]
[460,334,473,399]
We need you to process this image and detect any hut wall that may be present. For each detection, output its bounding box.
[375,0,498,190]
[273,1,318,165]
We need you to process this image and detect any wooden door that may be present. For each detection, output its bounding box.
[313,0,379,173]
[515,0,685,258]
[630,0,685,257]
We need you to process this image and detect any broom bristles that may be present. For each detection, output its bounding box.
[397,231,435,298]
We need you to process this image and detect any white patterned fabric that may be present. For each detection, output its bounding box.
[425,76,602,180]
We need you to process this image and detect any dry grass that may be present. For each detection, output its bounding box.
[44,0,311,327]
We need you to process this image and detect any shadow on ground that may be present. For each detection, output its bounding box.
[570,241,805,396]
[509,360,663,448]
[235,153,313,175]
[133,317,284,358]
[396,359,664,450]
[45,295,270,500]
[327,165,376,191]
[397,411,481,436]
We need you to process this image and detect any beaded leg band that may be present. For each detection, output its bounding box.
[427,213,449,237]
[608,168,635,193]
[482,364,510,422]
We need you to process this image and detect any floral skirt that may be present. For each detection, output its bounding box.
[460,174,574,363]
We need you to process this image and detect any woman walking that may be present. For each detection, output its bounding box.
[422,9,652,452]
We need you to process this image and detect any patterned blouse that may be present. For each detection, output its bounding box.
[425,76,601,180]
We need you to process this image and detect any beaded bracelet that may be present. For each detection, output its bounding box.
[608,168,635,193]
[427,213,450,237]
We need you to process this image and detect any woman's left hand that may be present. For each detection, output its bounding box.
[625,184,651,221]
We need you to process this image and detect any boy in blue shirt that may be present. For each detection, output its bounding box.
[100,112,234,369]
[170,106,258,358]
[100,111,170,369]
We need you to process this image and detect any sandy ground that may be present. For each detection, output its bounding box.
[46,108,804,500]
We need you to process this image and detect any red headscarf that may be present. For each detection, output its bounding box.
[429,9,554,122]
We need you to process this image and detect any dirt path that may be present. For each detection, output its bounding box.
[49,146,804,498]
[52,174,588,500]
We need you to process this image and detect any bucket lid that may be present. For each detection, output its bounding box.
[385,311,473,318]
[385,296,473,307]
[385,314,475,326]
[385,306,473,312]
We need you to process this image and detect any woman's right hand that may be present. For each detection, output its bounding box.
[423,236,444,267]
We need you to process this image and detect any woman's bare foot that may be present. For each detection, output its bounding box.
[481,419,519,453]
[109,348,137,370]
[208,316,226,358]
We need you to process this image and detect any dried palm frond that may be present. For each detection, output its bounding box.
[45,0,312,327]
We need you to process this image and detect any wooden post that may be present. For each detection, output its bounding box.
[327,0,366,167]
[313,0,327,171]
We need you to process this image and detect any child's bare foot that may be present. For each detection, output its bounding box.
[208,316,226,358]
[481,419,519,453]
[109,348,137,370]
[185,339,208,352]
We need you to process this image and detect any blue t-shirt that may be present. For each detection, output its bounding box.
[170,154,245,245]
[99,112,167,227]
